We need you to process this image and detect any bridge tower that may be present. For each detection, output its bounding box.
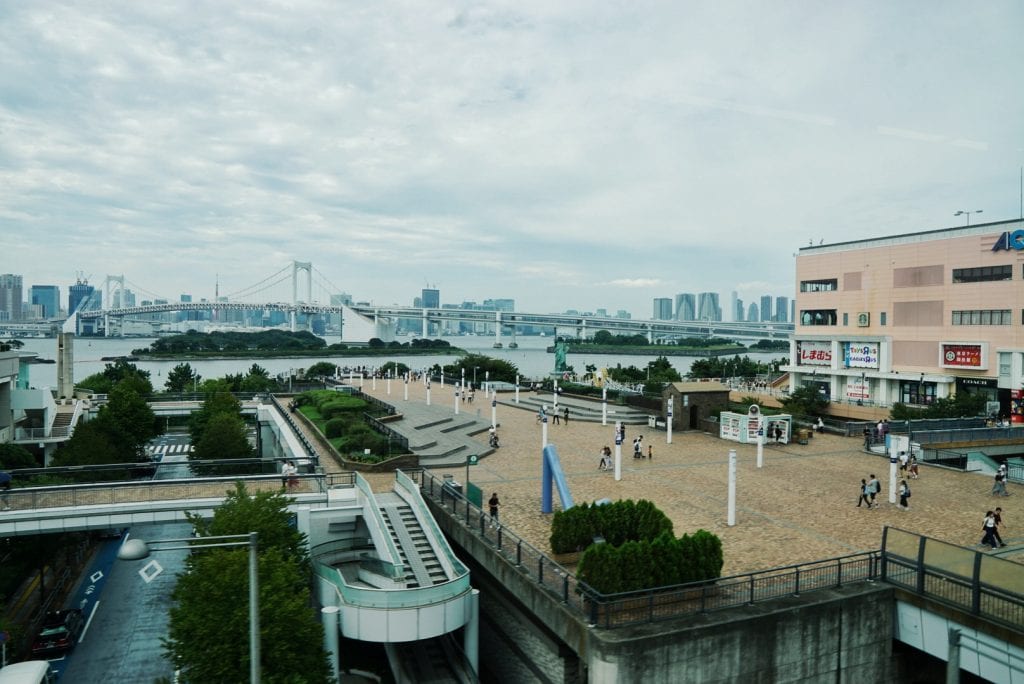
[103,275,126,337]
[291,261,312,332]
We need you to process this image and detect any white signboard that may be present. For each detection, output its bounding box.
[843,343,879,369]
[798,340,832,366]
[846,379,869,401]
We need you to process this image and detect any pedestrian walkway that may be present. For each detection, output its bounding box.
[345,380,1022,576]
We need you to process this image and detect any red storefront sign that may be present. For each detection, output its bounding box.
[940,343,984,369]
[798,341,832,366]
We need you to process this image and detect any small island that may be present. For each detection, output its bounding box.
[131,330,466,359]
[550,332,786,357]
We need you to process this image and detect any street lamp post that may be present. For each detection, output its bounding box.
[954,209,983,226]
[119,532,261,684]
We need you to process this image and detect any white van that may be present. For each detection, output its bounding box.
[0,661,55,684]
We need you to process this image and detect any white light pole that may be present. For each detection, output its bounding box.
[119,532,261,684]
[954,209,983,226]
[614,422,622,481]
[514,375,520,404]
[727,449,737,526]
[667,396,674,444]
[426,381,431,406]
[541,411,548,448]
[491,396,497,430]
[553,378,559,408]
[601,387,607,426]
[404,373,409,401]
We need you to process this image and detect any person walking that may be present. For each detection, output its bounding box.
[856,479,870,508]
[992,465,1010,497]
[488,492,501,521]
[867,474,881,508]
[898,451,909,479]
[993,507,1007,547]
[647,444,653,460]
[898,479,910,510]
[982,511,1000,549]
[563,407,570,425]
[909,455,919,479]
[551,408,560,425]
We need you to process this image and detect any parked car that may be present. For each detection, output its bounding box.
[30,609,84,657]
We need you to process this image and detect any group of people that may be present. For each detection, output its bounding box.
[982,508,1008,549]
[857,473,912,510]
[898,451,919,479]
[856,474,882,508]
[537,406,570,425]
[280,460,299,489]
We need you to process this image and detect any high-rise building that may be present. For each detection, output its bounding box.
[0,274,23,321]
[675,293,696,321]
[68,278,97,315]
[30,284,60,319]
[734,297,745,322]
[697,292,721,321]
[760,295,773,322]
[615,310,631,319]
[775,296,789,323]
[421,288,440,309]
[747,302,759,322]
[653,298,673,320]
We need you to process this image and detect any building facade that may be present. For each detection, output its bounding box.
[653,298,673,320]
[30,285,61,319]
[0,274,23,322]
[675,293,695,321]
[785,219,1024,420]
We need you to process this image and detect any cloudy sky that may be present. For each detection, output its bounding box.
[2,2,1022,318]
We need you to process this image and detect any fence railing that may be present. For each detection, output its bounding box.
[270,395,322,464]
[417,469,882,629]
[0,473,334,512]
[881,526,1024,631]
[13,426,72,440]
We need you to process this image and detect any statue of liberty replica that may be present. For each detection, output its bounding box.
[552,338,569,377]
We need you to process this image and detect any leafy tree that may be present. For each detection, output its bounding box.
[367,337,386,349]
[165,363,201,393]
[78,359,154,395]
[167,484,330,682]
[304,362,338,379]
[0,443,36,470]
[52,421,121,467]
[93,383,163,459]
[190,412,253,473]
[189,388,243,445]
[780,384,830,417]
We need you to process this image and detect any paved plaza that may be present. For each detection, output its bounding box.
[346,380,1020,576]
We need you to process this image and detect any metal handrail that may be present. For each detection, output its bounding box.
[418,469,881,628]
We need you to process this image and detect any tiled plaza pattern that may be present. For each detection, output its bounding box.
[342,380,1021,576]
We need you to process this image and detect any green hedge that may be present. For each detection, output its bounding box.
[577,529,723,594]
[550,499,673,554]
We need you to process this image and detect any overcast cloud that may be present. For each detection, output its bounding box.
[2,1,1022,317]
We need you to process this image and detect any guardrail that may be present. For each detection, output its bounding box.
[881,526,1024,631]
[0,473,332,512]
[269,395,321,464]
[418,469,881,628]
[13,426,72,440]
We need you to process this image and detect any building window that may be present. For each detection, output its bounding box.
[799,309,837,326]
[900,380,934,406]
[952,265,1012,283]
[880,312,887,326]
[842,312,848,326]
[800,279,838,293]
[952,309,1011,325]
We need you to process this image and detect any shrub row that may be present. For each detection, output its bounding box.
[577,529,723,594]
[550,499,673,554]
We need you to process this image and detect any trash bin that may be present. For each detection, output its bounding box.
[798,429,810,445]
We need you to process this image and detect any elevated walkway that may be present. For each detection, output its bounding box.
[310,471,475,647]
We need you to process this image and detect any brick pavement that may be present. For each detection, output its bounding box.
[350,380,1020,576]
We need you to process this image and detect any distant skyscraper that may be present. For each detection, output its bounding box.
[421,288,440,309]
[615,310,631,319]
[747,302,759,322]
[675,293,696,321]
[0,274,23,321]
[483,298,515,312]
[697,292,721,321]
[729,291,738,323]
[790,299,796,323]
[760,295,773,322]
[774,296,789,323]
[653,298,672,320]
[69,278,96,315]
[734,297,745,322]
[31,284,60,319]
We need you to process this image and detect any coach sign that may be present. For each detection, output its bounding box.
[939,342,988,370]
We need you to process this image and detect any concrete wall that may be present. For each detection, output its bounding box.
[428,494,906,683]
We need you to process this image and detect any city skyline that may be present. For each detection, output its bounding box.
[3,4,1022,316]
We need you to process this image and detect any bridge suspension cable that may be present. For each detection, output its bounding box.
[222,264,294,301]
